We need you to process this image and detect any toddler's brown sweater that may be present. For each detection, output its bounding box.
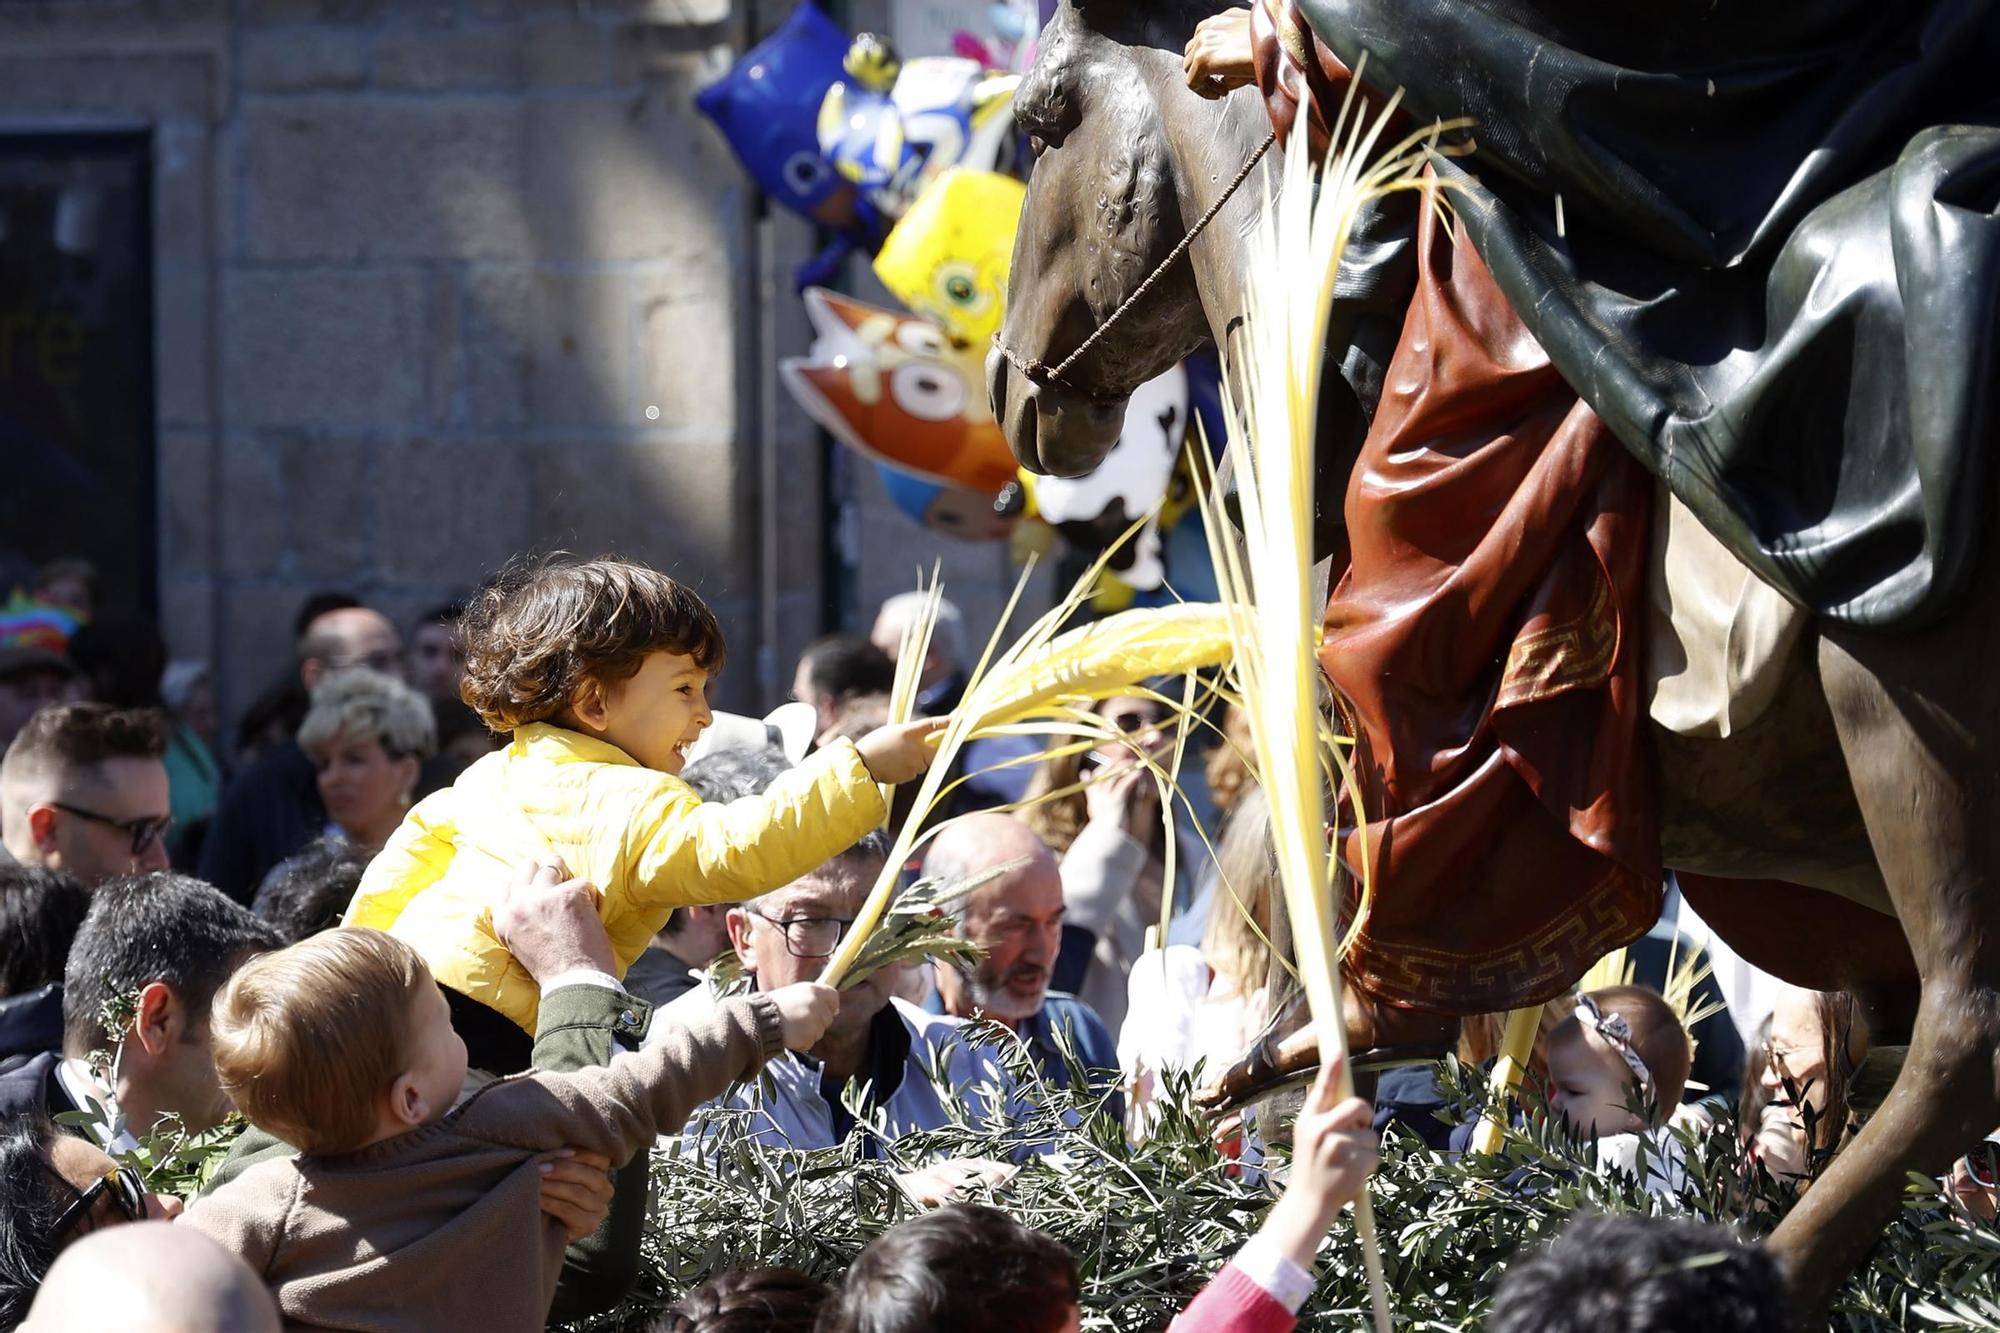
[183,992,782,1332]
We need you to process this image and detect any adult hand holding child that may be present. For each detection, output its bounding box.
[535,1150,617,1243]
[490,862,627,1245]
[494,861,614,978]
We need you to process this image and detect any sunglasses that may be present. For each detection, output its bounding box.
[1966,1140,2000,1190]
[45,802,173,857]
[1103,708,1167,734]
[50,1164,147,1242]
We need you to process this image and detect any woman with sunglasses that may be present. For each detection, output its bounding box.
[1742,984,1870,1192]
[0,1111,178,1326]
[1022,692,1209,1036]
[1948,1130,2000,1222]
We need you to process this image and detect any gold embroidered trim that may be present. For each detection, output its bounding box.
[1496,572,1617,709]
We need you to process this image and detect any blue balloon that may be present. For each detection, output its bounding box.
[1183,346,1228,464]
[695,3,888,278]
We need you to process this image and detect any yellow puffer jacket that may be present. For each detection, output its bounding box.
[345,723,887,1031]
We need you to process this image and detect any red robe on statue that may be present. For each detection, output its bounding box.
[1257,2,1661,1014]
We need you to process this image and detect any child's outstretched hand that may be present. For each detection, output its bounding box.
[768,981,841,1050]
[856,717,949,785]
[1260,1054,1380,1270]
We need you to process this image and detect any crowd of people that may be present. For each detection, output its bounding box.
[0,552,1986,1332]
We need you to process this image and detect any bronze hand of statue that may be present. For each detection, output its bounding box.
[1195,986,1457,1114]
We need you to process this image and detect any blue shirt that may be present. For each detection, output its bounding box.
[671,993,1029,1163]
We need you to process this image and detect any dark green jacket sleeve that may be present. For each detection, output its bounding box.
[198,1120,292,1196]
[537,984,654,1328]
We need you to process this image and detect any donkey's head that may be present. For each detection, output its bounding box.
[989,1,1230,478]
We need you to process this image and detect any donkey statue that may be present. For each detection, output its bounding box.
[991,0,2000,1308]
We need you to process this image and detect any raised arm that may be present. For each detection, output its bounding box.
[619,740,887,912]
[466,985,838,1164]
[1170,1056,1378,1332]
[495,864,656,1323]
[1058,776,1153,938]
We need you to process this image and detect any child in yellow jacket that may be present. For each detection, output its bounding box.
[345,557,940,1050]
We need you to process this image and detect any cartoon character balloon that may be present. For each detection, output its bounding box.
[779,287,1019,497]
[695,4,890,288]
[816,33,1022,221]
[1032,365,1191,593]
[874,167,1025,348]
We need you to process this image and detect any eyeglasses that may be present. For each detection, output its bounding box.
[45,802,172,857]
[50,1164,147,1242]
[1103,707,1167,734]
[747,910,853,960]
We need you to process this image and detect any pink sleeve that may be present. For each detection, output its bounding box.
[1169,1263,1300,1333]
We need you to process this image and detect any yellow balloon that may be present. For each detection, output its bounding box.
[874,167,1025,348]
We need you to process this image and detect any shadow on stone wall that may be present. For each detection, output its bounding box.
[210,3,787,717]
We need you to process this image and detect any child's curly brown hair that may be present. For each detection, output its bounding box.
[458,556,726,733]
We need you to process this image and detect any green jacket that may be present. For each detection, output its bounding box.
[202,984,654,1325]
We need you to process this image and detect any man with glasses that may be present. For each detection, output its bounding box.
[0,1111,187,1329]
[0,704,172,886]
[669,833,1027,1206]
[199,604,405,902]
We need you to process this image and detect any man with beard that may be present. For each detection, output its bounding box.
[922,813,1120,1111]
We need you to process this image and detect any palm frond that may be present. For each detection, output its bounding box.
[1191,69,1468,1333]
[880,563,945,820]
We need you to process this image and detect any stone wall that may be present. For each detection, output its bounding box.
[0,0,1033,726]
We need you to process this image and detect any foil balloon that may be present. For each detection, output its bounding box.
[780,287,1019,497]
[694,3,889,287]
[816,33,1021,220]
[1182,346,1227,465]
[873,167,1025,348]
[1033,364,1191,592]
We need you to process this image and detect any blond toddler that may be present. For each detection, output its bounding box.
[183,927,838,1330]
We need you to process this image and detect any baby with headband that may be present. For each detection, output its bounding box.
[1547,985,1693,1138]
[1545,985,1698,1197]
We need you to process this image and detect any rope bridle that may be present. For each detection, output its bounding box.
[992,128,1278,398]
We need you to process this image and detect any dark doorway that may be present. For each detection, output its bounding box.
[0,131,156,615]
